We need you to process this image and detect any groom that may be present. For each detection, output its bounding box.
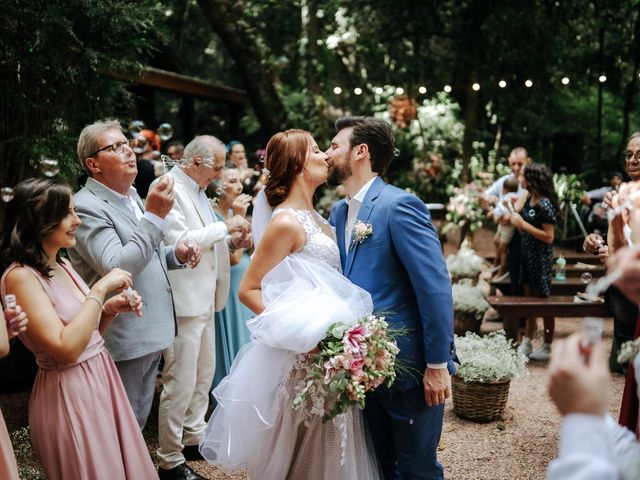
[327,116,455,479]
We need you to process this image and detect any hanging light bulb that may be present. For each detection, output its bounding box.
[395,87,404,95]
[525,79,533,88]
[333,86,342,94]
[418,86,427,94]
[472,83,480,91]
[561,77,570,85]
[374,87,383,95]
[443,85,452,93]
[354,87,363,95]
[498,80,507,88]
[598,75,607,83]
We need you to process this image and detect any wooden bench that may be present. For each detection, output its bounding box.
[483,252,603,265]
[490,276,588,296]
[486,295,611,340]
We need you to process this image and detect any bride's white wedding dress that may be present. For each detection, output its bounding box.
[200,207,382,479]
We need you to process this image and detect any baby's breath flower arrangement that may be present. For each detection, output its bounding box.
[446,248,484,282]
[452,282,489,335]
[455,331,528,383]
[618,338,640,365]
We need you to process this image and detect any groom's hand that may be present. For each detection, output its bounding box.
[423,367,451,407]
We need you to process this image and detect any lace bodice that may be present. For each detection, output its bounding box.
[272,208,341,272]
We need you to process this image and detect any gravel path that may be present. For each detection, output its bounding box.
[2,316,624,480]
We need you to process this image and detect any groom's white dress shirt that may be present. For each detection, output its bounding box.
[344,175,446,370]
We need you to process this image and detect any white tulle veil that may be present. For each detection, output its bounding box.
[251,187,273,249]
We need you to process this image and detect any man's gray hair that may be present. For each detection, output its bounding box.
[77,119,123,175]
[183,135,226,163]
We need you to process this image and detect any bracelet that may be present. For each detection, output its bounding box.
[84,295,103,310]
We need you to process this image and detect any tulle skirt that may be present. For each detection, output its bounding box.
[200,253,381,479]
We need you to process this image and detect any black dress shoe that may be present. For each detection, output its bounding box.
[182,444,205,461]
[158,463,206,480]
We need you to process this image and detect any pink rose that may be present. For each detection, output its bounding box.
[344,324,368,355]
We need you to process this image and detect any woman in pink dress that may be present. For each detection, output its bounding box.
[0,178,158,480]
[0,302,28,479]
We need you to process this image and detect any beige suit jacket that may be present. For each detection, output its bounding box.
[160,167,230,316]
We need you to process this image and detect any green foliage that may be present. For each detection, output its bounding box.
[0,0,164,187]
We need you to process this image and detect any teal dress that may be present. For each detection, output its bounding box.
[213,211,254,387]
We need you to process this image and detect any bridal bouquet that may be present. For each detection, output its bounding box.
[292,315,401,422]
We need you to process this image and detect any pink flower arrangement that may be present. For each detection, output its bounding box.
[293,315,401,422]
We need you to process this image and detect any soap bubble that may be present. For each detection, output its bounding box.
[157,123,174,141]
[39,156,60,177]
[580,272,593,284]
[1,187,14,203]
[128,120,145,136]
[133,135,147,154]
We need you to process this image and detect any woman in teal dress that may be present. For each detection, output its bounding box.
[212,166,254,387]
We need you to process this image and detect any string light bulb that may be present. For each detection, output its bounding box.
[472,83,480,91]
[395,87,404,95]
[561,77,570,85]
[374,87,383,95]
[599,75,607,83]
[354,87,363,95]
[443,85,452,93]
[418,86,427,94]
[333,86,342,94]
[525,79,533,88]
[498,80,507,88]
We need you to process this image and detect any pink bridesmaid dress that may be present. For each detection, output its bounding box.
[0,409,19,479]
[1,261,158,480]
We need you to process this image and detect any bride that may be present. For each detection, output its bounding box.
[200,129,381,479]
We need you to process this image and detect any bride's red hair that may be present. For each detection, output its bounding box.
[264,129,312,207]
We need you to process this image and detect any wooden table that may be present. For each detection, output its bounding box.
[487,295,610,340]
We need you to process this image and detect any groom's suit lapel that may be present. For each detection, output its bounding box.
[344,176,385,276]
[334,201,348,270]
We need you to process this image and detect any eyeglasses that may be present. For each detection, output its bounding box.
[91,139,135,157]
[624,150,640,162]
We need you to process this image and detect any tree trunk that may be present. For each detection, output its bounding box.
[618,1,640,158]
[197,0,289,137]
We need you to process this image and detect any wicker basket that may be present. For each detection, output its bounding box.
[451,375,510,422]
[453,311,482,336]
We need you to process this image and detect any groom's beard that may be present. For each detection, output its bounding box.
[327,161,352,187]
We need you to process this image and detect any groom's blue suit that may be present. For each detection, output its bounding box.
[330,176,455,480]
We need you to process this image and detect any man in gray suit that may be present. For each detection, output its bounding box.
[69,119,196,429]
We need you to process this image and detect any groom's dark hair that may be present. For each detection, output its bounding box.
[335,116,395,175]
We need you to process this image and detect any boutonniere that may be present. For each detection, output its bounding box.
[350,220,373,249]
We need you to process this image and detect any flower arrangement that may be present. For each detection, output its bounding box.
[618,337,640,365]
[350,220,373,247]
[446,247,484,281]
[293,315,400,422]
[452,282,490,335]
[553,173,586,207]
[442,183,484,235]
[454,331,528,383]
[388,94,418,129]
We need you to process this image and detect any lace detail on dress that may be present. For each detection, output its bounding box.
[273,208,341,272]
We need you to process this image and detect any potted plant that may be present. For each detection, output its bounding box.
[446,247,484,285]
[452,282,489,336]
[452,331,528,422]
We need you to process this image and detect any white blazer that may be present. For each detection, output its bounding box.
[160,167,230,317]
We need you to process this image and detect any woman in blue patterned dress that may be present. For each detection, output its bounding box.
[510,163,559,361]
[212,166,254,387]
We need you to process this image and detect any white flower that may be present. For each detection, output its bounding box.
[446,248,483,278]
[452,283,489,314]
[351,220,373,247]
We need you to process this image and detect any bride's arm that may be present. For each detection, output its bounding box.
[239,213,305,314]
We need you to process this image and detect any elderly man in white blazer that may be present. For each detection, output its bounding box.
[157,135,251,480]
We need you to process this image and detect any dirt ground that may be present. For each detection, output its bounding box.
[1,227,626,479]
